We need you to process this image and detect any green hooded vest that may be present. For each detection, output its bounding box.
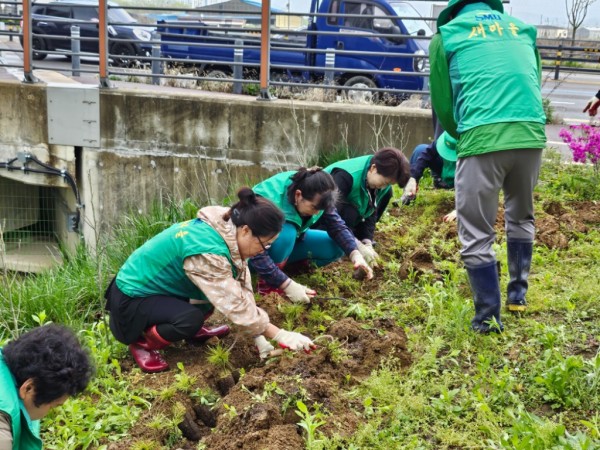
[0,350,42,450]
[116,219,235,300]
[439,9,545,135]
[253,171,324,236]
[325,155,391,227]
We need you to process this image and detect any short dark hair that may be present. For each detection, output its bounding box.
[3,324,93,406]
[372,147,411,188]
[224,187,285,238]
[286,167,338,211]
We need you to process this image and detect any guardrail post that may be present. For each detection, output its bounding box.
[324,48,335,86]
[151,31,161,86]
[98,0,111,88]
[554,41,563,81]
[71,25,81,77]
[257,0,275,101]
[22,0,38,83]
[233,39,243,95]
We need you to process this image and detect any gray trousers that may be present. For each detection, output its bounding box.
[455,148,543,267]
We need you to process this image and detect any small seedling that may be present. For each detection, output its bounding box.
[223,403,238,419]
[295,400,326,449]
[343,302,368,320]
[190,387,219,407]
[206,342,232,372]
[174,362,198,393]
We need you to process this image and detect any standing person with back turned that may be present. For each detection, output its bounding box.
[0,325,93,450]
[429,0,546,332]
[105,188,315,373]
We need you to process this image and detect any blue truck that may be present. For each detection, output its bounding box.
[158,0,431,98]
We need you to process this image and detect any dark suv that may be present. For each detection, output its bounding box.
[21,0,153,66]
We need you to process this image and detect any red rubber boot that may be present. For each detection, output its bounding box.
[128,325,170,373]
[189,324,231,344]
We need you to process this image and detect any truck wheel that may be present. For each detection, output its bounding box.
[32,35,47,60]
[110,43,135,68]
[343,76,378,103]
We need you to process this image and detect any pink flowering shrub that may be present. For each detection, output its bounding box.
[559,124,600,172]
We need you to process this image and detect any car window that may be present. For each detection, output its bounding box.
[44,6,71,18]
[389,2,433,36]
[343,2,380,30]
[107,7,136,24]
[73,6,98,21]
[31,6,46,15]
[327,0,339,25]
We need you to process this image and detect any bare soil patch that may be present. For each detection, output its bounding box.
[109,294,410,449]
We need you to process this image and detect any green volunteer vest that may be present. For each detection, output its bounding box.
[325,155,391,227]
[441,159,456,187]
[253,171,324,236]
[439,9,546,135]
[116,219,235,300]
[0,350,42,450]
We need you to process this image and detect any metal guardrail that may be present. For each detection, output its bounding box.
[538,39,600,79]
[0,0,434,103]
[4,2,600,97]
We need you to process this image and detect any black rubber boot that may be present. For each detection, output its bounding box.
[506,240,533,312]
[466,262,504,333]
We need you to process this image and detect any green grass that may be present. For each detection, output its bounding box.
[1,150,599,449]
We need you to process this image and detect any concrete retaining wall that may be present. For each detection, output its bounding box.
[0,77,433,258]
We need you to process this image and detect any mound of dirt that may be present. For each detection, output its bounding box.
[109,296,411,449]
[200,316,410,450]
[399,246,436,280]
[536,201,596,249]
[536,216,570,249]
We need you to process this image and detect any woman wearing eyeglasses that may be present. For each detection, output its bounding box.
[105,187,315,373]
[250,167,373,304]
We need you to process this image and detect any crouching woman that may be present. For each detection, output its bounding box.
[105,188,315,373]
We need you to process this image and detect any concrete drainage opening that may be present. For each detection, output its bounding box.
[0,177,65,273]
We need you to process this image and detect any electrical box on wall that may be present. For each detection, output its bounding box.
[46,83,100,148]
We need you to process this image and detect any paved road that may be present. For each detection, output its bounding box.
[542,71,600,160]
[2,35,600,161]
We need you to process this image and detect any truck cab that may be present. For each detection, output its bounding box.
[310,0,431,96]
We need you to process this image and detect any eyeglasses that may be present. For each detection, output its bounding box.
[256,235,272,253]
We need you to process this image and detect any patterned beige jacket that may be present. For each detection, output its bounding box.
[0,413,11,450]
[182,206,270,336]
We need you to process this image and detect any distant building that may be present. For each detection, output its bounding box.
[536,25,568,39]
[194,0,303,28]
[577,27,600,40]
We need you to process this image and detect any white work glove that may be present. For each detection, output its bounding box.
[254,335,275,359]
[349,249,373,280]
[283,279,316,304]
[355,239,379,267]
[401,177,418,205]
[443,209,457,223]
[583,95,600,116]
[273,329,315,352]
